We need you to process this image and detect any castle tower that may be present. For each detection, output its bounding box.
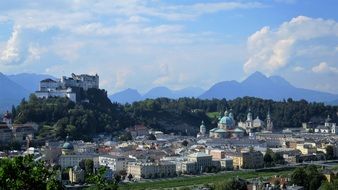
[266,110,273,131]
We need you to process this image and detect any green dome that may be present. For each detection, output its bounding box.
[62,142,74,150]
[234,128,244,133]
[62,136,74,150]
[220,116,233,126]
[214,128,227,133]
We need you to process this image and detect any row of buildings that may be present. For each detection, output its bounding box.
[0,112,36,144]
[56,137,265,180]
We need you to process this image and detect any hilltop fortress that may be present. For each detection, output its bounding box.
[35,73,99,102]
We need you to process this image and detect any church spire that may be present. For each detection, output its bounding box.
[247,108,252,121]
[266,110,273,131]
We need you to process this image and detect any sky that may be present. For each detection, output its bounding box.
[0,0,338,94]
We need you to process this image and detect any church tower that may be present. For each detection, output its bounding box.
[246,108,253,128]
[266,110,273,131]
[200,121,206,136]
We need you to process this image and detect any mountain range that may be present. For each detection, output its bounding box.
[0,73,54,112]
[199,72,338,102]
[0,71,338,113]
[109,86,205,104]
[109,72,338,104]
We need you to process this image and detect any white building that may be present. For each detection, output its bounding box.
[314,115,337,134]
[99,155,129,172]
[59,154,98,169]
[35,88,76,102]
[127,162,176,179]
[58,137,98,169]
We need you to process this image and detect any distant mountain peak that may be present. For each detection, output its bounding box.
[269,75,292,87]
[199,71,338,103]
[241,71,269,86]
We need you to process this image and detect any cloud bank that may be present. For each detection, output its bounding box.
[244,16,338,75]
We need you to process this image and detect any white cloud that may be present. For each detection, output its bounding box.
[0,0,260,93]
[244,16,338,74]
[0,26,21,64]
[191,2,264,14]
[312,62,338,74]
[26,44,46,62]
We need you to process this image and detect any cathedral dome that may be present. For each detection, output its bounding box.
[253,116,263,128]
[220,116,233,126]
[62,136,74,150]
[62,142,74,150]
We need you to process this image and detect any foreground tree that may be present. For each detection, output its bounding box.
[320,179,338,190]
[214,178,247,190]
[86,167,118,190]
[325,145,334,160]
[0,155,61,190]
[290,165,326,190]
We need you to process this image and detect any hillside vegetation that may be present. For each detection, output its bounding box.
[12,89,338,140]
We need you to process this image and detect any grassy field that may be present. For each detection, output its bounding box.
[206,112,219,119]
[119,168,294,190]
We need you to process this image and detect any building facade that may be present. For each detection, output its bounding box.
[99,155,128,172]
[229,151,264,169]
[127,162,176,179]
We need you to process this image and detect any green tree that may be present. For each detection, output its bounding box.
[291,166,326,190]
[325,145,334,160]
[79,159,94,175]
[182,140,189,147]
[0,155,59,190]
[127,173,133,181]
[119,132,132,141]
[147,133,157,140]
[291,167,308,187]
[85,159,94,174]
[264,148,274,167]
[86,167,118,190]
[320,179,338,190]
[223,178,247,190]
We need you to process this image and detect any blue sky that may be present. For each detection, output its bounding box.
[0,0,338,94]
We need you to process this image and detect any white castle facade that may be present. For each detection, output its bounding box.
[35,73,99,102]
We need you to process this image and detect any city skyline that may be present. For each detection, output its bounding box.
[0,0,338,94]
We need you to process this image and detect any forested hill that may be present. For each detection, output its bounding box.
[12,89,338,140]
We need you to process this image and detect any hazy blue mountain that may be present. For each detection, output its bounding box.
[0,72,30,112]
[327,99,338,105]
[109,88,142,104]
[143,86,175,99]
[110,86,205,103]
[199,71,338,102]
[174,87,204,98]
[7,73,56,92]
